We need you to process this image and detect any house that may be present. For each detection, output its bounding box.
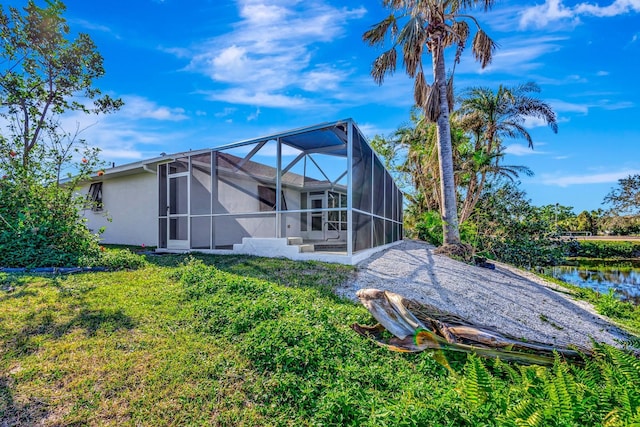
[81,119,403,264]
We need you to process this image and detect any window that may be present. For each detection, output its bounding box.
[258,186,276,211]
[258,185,287,211]
[327,191,347,231]
[87,182,103,211]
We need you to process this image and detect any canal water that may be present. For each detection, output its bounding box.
[546,261,640,304]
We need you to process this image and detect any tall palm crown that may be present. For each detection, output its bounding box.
[363,0,496,120]
[364,0,497,246]
[455,82,557,222]
[457,82,558,153]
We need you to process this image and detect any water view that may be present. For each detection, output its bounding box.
[546,261,640,304]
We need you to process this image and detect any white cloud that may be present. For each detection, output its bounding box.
[520,0,640,29]
[504,143,546,156]
[574,0,640,17]
[122,96,189,121]
[203,89,308,108]
[540,169,640,187]
[215,107,237,118]
[45,96,197,166]
[247,107,261,121]
[549,99,589,114]
[181,0,367,108]
[356,122,395,140]
[99,148,145,160]
[544,97,634,117]
[72,18,119,36]
[302,66,347,92]
[595,99,635,110]
[470,36,566,74]
[596,70,610,76]
[523,116,553,128]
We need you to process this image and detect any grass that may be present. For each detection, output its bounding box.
[2,251,640,426]
[538,273,640,335]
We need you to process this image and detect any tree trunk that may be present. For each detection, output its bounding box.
[432,46,461,245]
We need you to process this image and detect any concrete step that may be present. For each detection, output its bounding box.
[287,237,303,245]
[299,244,315,253]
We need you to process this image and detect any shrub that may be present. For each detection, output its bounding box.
[82,248,147,270]
[415,211,443,246]
[569,240,640,258]
[0,176,101,267]
[415,210,477,247]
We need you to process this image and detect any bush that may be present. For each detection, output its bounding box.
[569,240,640,258]
[415,211,443,246]
[415,210,477,247]
[0,176,101,267]
[480,237,567,268]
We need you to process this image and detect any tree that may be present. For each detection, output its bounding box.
[371,111,453,233]
[364,0,496,247]
[473,181,566,267]
[455,82,557,222]
[575,210,603,236]
[0,0,122,267]
[0,0,122,171]
[603,174,640,217]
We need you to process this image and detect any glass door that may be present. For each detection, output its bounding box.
[167,170,190,249]
[308,192,325,241]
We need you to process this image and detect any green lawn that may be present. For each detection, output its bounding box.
[1,252,639,426]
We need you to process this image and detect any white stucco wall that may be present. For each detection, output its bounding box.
[80,172,157,246]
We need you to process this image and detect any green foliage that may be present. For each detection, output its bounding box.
[82,248,147,270]
[415,210,477,247]
[461,354,493,408]
[0,175,100,267]
[595,289,635,320]
[2,255,640,425]
[415,210,444,246]
[540,273,640,334]
[604,174,640,217]
[0,1,122,268]
[0,0,122,168]
[471,181,567,267]
[569,240,640,258]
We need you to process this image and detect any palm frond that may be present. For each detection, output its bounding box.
[398,15,427,77]
[448,20,470,65]
[423,81,441,122]
[471,28,496,68]
[453,0,496,13]
[515,96,558,133]
[446,74,455,111]
[413,70,430,107]
[495,120,532,147]
[371,48,397,85]
[446,20,469,47]
[363,14,397,47]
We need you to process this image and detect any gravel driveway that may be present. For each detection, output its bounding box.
[337,240,635,350]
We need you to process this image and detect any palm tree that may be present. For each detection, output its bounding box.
[456,82,558,221]
[364,0,496,247]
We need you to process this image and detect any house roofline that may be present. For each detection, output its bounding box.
[73,118,363,183]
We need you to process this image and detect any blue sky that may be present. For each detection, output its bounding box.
[5,0,640,213]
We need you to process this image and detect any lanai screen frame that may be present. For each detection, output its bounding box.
[156,119,403,255]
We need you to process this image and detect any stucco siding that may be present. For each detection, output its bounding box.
[81,172,157,246]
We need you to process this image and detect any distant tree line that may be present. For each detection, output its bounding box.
[371,108,639,267]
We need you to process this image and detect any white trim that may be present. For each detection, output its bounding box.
[155,239,403,265]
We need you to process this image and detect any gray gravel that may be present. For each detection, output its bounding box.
[337,240,634,350]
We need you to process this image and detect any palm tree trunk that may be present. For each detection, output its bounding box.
[432,46,461,245]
